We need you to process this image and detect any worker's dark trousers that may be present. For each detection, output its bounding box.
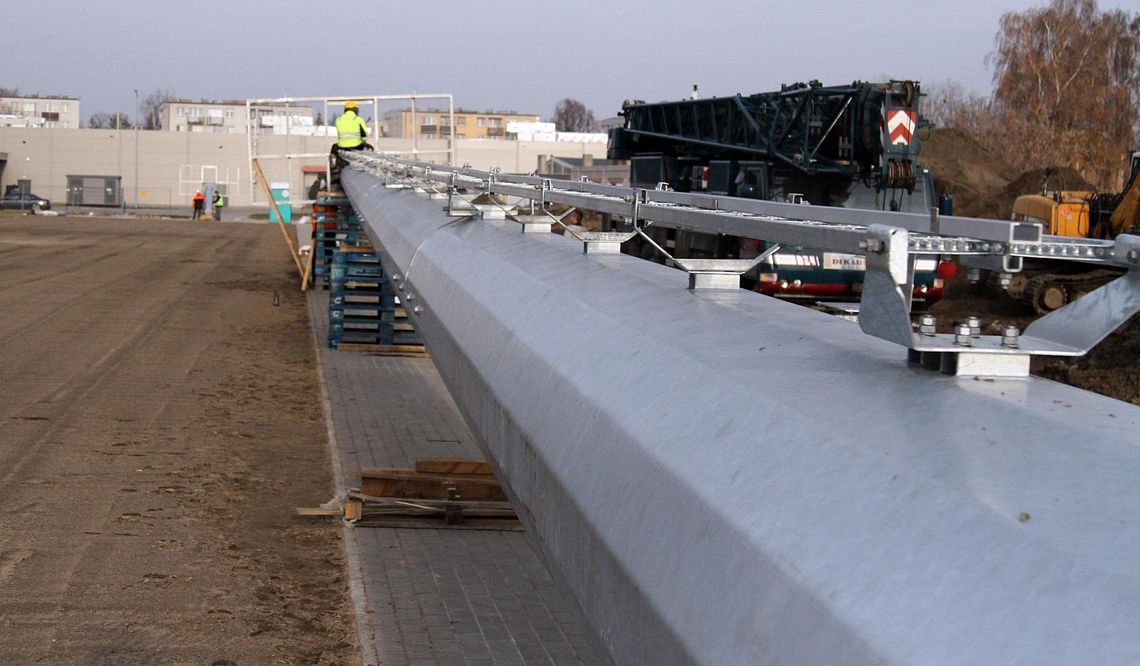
[214,207,222,221]
[330,143,372,186]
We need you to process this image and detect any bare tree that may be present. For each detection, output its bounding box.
[140,88,176,130]
[0,86,18,114]
[923,80,992,136]
[87,111,133,129]
[553,98,596,132]
[989,0,1140,187]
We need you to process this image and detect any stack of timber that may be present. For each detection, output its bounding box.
[300,459,521,530]
[328,247,425,353]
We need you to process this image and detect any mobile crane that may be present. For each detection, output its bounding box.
[607,80,949,304]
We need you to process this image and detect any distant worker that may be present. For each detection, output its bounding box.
[212,191,225,221]
[192,190,205,220]
[330,101,372,187]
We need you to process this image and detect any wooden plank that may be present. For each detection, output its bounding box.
[252,158,304,276]
[345,489,522,531]
[344,498,364,522]
[359,469,507,501]
[300,245,316,292]
[335,343,428,358]
[415,459,495,478]
[294,506,344,517]
[354,515,524,531]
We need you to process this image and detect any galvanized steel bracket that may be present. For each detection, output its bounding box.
[674,245,782,290]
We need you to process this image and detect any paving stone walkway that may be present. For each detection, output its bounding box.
[307,293,599,665]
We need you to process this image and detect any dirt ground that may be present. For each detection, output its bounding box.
[929,275,1140,406]
[920,127,1140,406]
[0,216,357,664]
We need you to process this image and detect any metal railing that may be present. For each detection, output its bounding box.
[347,152,1140,377]
[245,93,455,208]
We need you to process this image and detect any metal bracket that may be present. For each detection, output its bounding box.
[447,187,476,217]
[1022,234,1140,351]
[513,215,553,234]
[674,245,782,290]
[858,225,915,347]
[551,195,638,253]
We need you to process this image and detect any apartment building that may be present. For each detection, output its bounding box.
[0,95,80,129]
[381,109,540,140]
[158,100,315,134]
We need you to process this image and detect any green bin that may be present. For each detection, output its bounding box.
[269,181,292,224]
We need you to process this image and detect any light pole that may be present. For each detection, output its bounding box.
[134,89,140,210]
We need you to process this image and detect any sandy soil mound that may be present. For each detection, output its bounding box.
[1003,166,1096,198]
[920,127,1017,218]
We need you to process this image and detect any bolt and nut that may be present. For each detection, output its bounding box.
[954,323,973,347]
[1001,325,1021,348]
[919,314,937,336]
[966,316,982,337]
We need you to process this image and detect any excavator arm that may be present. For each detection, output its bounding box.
[1110,164,1140,235]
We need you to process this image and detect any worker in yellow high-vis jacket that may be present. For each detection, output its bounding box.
[212,190,225,221]
[330,101,373,188]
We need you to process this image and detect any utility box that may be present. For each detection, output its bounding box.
[270,181,292,224]
[66,175,122,207]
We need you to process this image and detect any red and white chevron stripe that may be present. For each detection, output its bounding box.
[887,110,917,146]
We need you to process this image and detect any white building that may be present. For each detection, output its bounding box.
[0,95,80,129]
[158,100,315,134]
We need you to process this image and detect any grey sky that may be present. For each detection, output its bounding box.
[3,0,1137,122]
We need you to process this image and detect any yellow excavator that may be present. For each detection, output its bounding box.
[1000,152,1140,312]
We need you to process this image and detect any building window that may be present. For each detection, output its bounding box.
[477,117,486,127]
[62,103,70,113]
[422,116,435,126]
[457,117,466,126]
[189,107,202,117]
[21,102,35,114]
[61,121,70,128]
[224,109,234,118]
[490,117,502,128]
[43,102,57,112]
[177,106,185,116]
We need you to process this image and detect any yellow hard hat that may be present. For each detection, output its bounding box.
[344,100,358,111]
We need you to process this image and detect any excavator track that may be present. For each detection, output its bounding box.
[1024,268,1124,314]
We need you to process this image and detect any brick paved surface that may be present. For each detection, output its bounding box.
[307,292,599,665]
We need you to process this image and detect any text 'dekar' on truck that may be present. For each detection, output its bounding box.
[605,79,954,306]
